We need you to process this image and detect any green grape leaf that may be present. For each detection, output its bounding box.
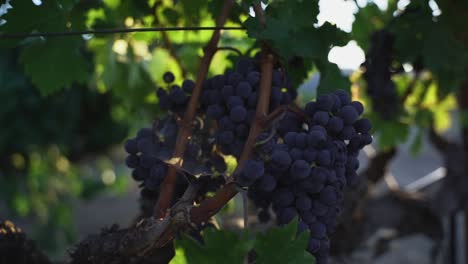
[254,219,315,264]
[316,61,350,96]
[0,1,66,47]
[244,0,346,61]
[390,5,466,94]
[370,114,410,149]
[19,38,90,95]
[175,228,253,264]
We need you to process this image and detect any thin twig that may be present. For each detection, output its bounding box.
[0,26,245,40]
[215,46,244,56]
[154,0,236,218]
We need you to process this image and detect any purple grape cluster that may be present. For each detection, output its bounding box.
[239,90,372,264]
[200,57,297,157]
[362,30,399,119]
[156,71,196,116]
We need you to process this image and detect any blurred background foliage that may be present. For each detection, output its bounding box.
[0,0,467,259]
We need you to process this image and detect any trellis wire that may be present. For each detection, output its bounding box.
[0,26,246,40]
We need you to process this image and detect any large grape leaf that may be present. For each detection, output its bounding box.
[19,37,90,95]
[244,0,347,61]
[370,114,410,149]
[174,228,253,264]
[316,61,350,96]
[0,1,67,47]
[390,3,467,94]
[253,219,315,264]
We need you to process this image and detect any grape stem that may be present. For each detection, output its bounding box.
[154,0,236,218]
[189,4,273,224]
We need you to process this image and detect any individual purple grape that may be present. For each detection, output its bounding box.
[247,71,260,86]
[207,104,224,120]
[334,89,351,105]
[338,105,359,125]
[307,130,326,147]
[227,96,243,110]
[309,221,327,238]
[277,207,297,225]
[313,111,330,126]
[296,195,312,211]
[295,133,308,148]
[221,85,234,100]
[346,156,359,171]
[132,167,148,181]
[308,238,321,253]
[340,126,356,140]
[298,220,309,234]
[182,79,195,93]
[271,150,292,171]
[312,201,330,218]
[236,81,252,98]
[219,117,235,130]
[329,94,342,112]
[360,133,373,145]
[237,159,265,187]
[316,95,334,111]
[284,132,297,147]
[230,105,247,123]
[317,150,332,166]
[350,101,364,115]
[290,160,311,180]
[303,148,317,163]
[258,174,277,192]
[301,179,324,194]
[300,210,316,224]
[327,116,344,134]
[309,167,328,183]
[319,186,338,206]
[289,148,303,160]
[163,71,175,83]
[124,139,139,154]
[170,86,187,105]
[354,118,372,133]
[125,155,139,168]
